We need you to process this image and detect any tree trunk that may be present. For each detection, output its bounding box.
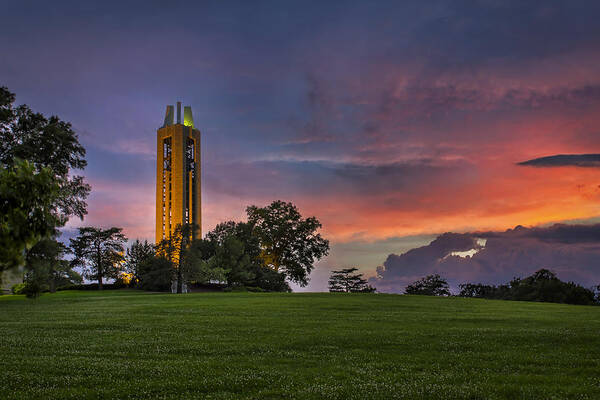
[97,244,103,290]
[177,266,183,294]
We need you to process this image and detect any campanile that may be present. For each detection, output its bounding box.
[156,102,201,243]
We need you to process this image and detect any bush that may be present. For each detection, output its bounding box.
[57,282,127,291]
[21,281,44,298]
[11,282,26,295]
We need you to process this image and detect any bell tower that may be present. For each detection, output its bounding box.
[156,101,201,243]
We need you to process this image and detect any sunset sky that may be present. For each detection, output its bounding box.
[3,1,600,291]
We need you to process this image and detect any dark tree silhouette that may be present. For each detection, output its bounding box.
[459,269,598,305]
[405,274,450,296]
[26,238,81,294]
[70,227,127,290]
[328,267,375,293]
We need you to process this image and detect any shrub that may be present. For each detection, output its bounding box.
[11,282,26,295]
[57,282,127,291]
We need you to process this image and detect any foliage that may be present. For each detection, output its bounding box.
[124,239,155,286]
[11,282,26,295]
[69,227,127,289]
[0,86,89,281]
[328,267,376,293]
[25,238,81,295]
[56,282,126,291]
[204,221,290,291]
[458,269,598,305]
[405,274,451,296]
[2,291,600,399]
[182,241,226,285]
[0,86,90,221]
[246,200,329,286]
[0,159,62,271]
[155,223,196,293]
[137,256,173,292]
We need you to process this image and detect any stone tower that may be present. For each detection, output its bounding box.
[156,102,201,243]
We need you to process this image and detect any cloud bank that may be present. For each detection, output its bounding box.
[519,154,600,168]
[373,224,600,293]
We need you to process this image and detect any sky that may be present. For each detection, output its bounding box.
[2,0,600,291]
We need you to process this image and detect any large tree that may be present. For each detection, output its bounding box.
[0,86,90,275]
[0,159,62,272]
[0,86,90,222]
[246,200,329,286]
[70,227,127,290]
[204,221,289,291]
[328,267,375,293]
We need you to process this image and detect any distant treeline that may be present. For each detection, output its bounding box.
[457,269,599,305]
[406,269,600,306]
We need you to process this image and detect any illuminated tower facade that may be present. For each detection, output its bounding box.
[156,102,201,243]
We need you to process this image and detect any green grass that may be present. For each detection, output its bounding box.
[1,291,600,399]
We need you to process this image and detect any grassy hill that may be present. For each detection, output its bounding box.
[1,291,599,399]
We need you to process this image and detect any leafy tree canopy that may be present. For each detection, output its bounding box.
[124,239,155,284]
[247,200,329,286]
[405,274,451,296]
[0,86,90,221]
[0,159,61,272]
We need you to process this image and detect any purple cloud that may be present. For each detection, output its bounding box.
[373,224,600,293]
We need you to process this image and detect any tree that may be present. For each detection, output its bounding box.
[0,86,90,222]
[156,223,195,293]
[137,255,173,292]
[70,227,127,290]
[25,237,82,294]
[124,239,155,286]
[0,159,62,273]
[246,200,329,286]
[204,221,290,291]
[182,241,227,285]
[457,269,597,306]
[405,274,450,296]
[328,267,375,293]
[212,236,257,286]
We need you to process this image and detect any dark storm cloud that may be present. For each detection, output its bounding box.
[204,158,469,198]
[518,154,600,168]
[406,1,600,68]
[373,224,600,293]
[484,224,600,244]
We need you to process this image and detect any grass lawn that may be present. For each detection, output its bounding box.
[1,290,599,399]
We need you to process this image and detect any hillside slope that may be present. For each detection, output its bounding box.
[1,291,599,399]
